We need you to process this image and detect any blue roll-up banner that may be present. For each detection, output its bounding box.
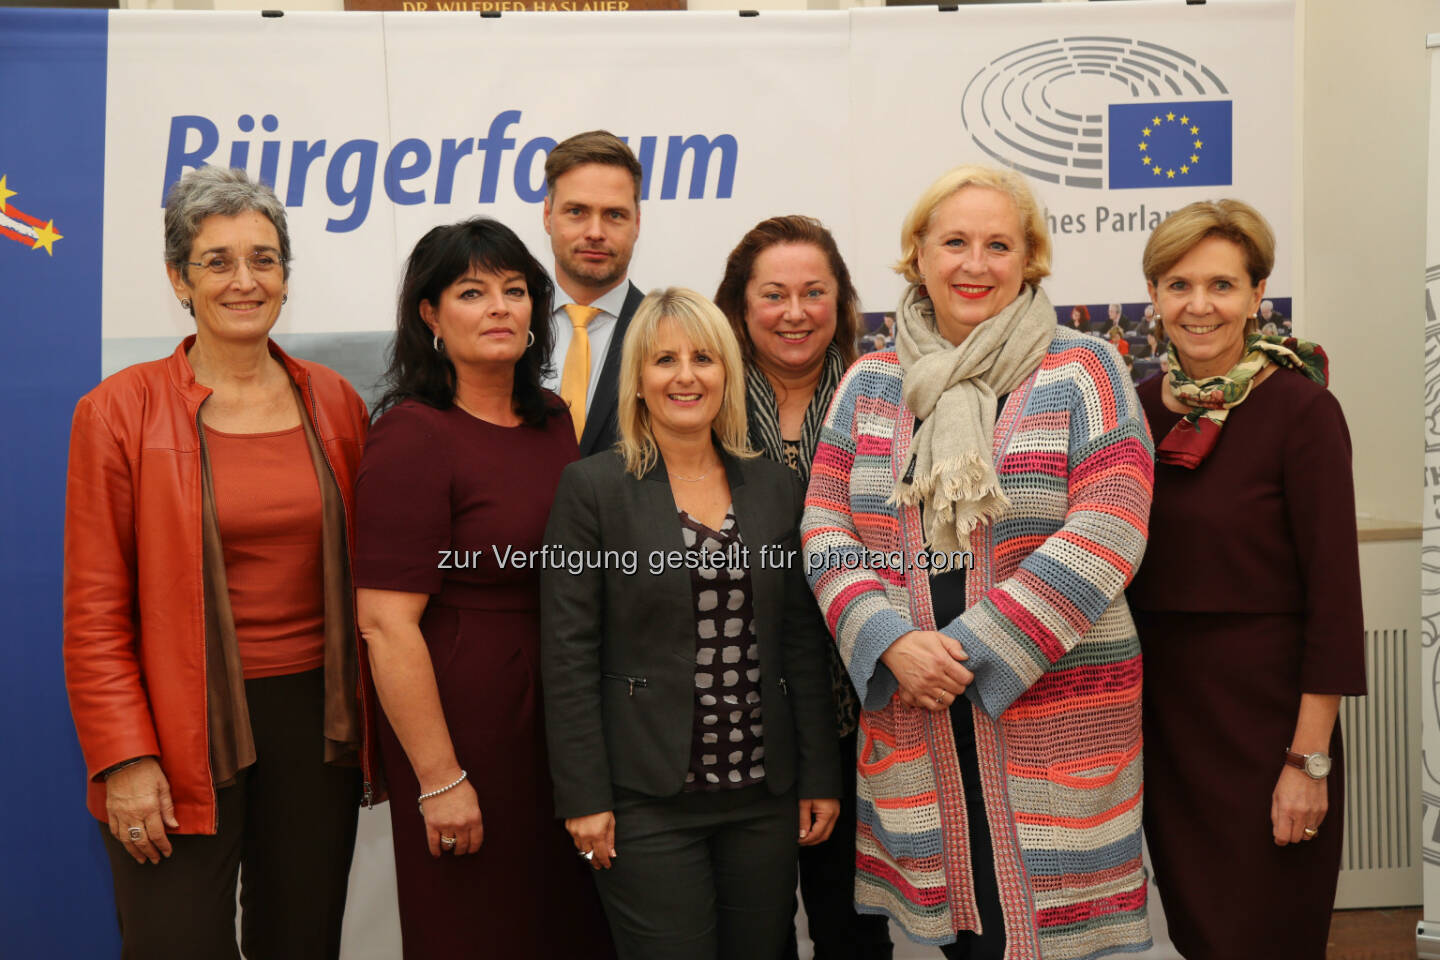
[2,2,1293,955]
[0,9,115,959]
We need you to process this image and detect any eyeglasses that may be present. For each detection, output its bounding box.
[185,253,287,278]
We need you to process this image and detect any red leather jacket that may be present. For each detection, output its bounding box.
[63,338,380,831]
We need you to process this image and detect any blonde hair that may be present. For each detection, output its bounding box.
[1142,199,1275,336]
[893,164,1052,286]
[617,287,755,477]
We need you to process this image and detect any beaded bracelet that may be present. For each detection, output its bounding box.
[417,770,468,814]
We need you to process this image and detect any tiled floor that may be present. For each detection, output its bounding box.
[1328,907,1421,960]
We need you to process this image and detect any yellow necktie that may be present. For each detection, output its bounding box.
[560,304,601,441]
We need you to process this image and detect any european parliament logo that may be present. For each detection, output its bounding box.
[960,37,1233,191]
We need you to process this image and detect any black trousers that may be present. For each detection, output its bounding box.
[937,699,1004,960]
[786,730,893,960]
[100,668,361,960]
[595,783,799,960]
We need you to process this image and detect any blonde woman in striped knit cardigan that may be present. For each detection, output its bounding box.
[801,165,1154,960]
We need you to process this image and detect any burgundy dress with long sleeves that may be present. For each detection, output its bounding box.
[1127,367,1366,960]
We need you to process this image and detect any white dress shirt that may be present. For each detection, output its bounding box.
[543,278,631,408]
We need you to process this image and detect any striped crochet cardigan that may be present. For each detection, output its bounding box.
[801,329,1154,960]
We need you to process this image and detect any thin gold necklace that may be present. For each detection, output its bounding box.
[668,462,719,482]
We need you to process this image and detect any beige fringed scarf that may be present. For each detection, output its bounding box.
[893,282,1056,552]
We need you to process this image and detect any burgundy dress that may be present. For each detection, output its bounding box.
[355,399,612,959]
[1127,368,1366,959]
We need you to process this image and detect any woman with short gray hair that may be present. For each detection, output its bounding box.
[63,165,376,957]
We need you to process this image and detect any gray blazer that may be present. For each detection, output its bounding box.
[540,447,841,819]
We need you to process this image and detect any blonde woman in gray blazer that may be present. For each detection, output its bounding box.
[541,287,841,960]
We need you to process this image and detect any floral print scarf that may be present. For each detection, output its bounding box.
[1159,333,1329,468]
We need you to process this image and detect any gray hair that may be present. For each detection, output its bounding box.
[163,166,292,280]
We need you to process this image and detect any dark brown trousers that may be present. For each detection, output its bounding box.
[101,668,361,960]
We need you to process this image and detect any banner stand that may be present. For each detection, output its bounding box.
[1418,28,1440,960]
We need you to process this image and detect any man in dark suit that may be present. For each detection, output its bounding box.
[542,130,646,456]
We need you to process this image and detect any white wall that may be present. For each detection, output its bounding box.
[1300,0,1432,525]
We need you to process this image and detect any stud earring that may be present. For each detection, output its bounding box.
[180,298,191,311]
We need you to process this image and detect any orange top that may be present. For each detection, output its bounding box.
[207,424,326,679]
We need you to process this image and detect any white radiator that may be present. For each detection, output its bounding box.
[1336,538,1422,908]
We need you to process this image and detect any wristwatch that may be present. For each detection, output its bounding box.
[1284,748,1332,780]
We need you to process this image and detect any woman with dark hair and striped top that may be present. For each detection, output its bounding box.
[714,216,889,960]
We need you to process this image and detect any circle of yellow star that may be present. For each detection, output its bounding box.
[1136,109,1207,181]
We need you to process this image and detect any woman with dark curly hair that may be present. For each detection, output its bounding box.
[354,217,612,958]
[713,215,888,960]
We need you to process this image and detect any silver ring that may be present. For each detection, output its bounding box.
[440,835,457,846]
[127,826,144,842]
[579,850,594,861]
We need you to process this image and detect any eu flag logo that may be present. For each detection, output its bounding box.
[1108,101,1232,189]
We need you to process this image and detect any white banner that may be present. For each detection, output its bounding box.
[102,11,852,341]
[1419,32,1440,939]
[100,2,1293,352]
[848,0,1293,312]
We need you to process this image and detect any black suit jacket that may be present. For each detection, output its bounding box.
[577,282,645,457]
[540,448,841,819]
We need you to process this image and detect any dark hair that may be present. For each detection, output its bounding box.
[544,130,644,205]
[374,217,556,426]
[713,215,860,369]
